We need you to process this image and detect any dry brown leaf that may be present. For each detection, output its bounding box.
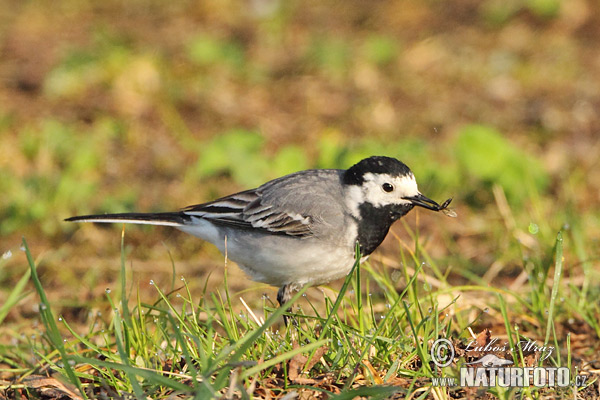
[288,341,329,384]
[475,328,491,348]
[362,359,383,385]
[22,375,83,400]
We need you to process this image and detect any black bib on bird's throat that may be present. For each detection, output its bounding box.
[355,202,415,255]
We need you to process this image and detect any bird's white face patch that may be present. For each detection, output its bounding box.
[345,172,420,217]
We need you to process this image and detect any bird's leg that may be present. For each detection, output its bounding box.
[277,284,297,326]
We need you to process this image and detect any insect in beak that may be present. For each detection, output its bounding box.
[403,194,456,217]
[403,193,442,210]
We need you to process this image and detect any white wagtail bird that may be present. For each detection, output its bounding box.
[66,156,453,311]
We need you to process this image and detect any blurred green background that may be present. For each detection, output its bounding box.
[1,0,599,306]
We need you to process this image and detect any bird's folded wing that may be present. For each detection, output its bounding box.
[183,170,345,238]
[181,189,314,237]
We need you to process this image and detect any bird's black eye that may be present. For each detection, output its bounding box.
[382,183,394,193]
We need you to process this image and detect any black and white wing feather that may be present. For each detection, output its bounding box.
[183,189,314,237]
[182,169,346,237]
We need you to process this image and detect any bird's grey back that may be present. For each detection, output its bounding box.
[257,169,349,239]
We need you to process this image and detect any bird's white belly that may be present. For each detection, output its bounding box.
[229,237,356,287]
[178,220,356,287]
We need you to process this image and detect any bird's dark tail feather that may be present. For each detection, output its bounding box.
[65,212,190,226]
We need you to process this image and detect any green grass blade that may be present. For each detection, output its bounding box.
[543,231,563,359]
[112,306,146,399]
[240,338,329,379]
[0,267,30,325]
[322,244,361,336]
[23,237,88,399]
[119,228,133,341]
[72,355,195,392]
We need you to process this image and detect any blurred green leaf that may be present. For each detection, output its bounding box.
[306,36,351,78]
[43,57,104,98]
[0,110,13,132]
[43,42,131,99]
[3,119,118,235]
[187,35,246,69]
[316,130,347,168]
[361,35,399,66]
[481,0,560,25]
[456,124,549,204]
[187,36,223,65]
[19,127,41,161]
[43,30,154,101]
[526,0,561,18]
[195,129,263,174]
[193,129,271,187]
[480,0,522,25]
[271,145,309,177]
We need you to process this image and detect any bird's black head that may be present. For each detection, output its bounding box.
[342,156,412,186]
[342,156,443,255]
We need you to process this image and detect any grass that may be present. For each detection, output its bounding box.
[2,214,597,398]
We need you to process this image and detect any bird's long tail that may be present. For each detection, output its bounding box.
[65,212,190,226]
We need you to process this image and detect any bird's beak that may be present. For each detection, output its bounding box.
[403,193,441,211]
